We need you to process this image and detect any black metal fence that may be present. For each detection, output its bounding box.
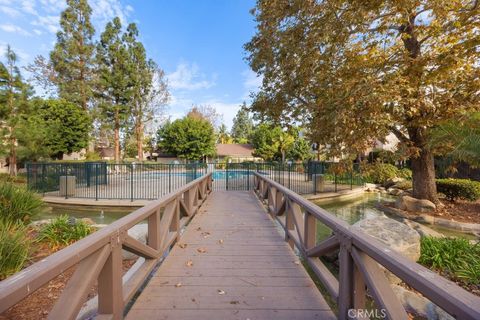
[26,161,364,200]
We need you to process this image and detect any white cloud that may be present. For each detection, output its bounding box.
[33,28,42,35]
[241,69,262,99]
[167,62,216,91]
[90,0,132,26]
[0,6,21,17]
[0,43,30,61]
[0,23,31,36]
[31,15,59,33]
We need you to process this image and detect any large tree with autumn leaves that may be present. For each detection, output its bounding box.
[245,0,480,203]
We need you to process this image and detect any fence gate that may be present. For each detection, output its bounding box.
[225,163,254,191]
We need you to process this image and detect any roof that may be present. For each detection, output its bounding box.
[216,144,254,157]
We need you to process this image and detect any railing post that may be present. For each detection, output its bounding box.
[64,164,68,199]
[168,164,172,193]
[338,244,354,320]
[98,243,123,319]
[285,200,294,249]
[304,211,316,251]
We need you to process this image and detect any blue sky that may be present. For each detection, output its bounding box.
[0,0,261,129]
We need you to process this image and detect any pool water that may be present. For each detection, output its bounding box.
[40,206,135,224]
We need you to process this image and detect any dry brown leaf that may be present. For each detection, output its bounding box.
[185,260,193,267]
[293,261,300,265]
[217,289,226,295]
[175,282,182,287]
[218,239,224,244]
[196,227,202,231]
[201,231,211,238]
[178,243,187,249]
[197,248,207,253]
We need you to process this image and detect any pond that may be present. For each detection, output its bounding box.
[39,205,135,225]
[312,193,476,241]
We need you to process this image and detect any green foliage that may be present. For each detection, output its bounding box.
[0,183,45,223]
[0,221,30,280]
[157,117,216,160]
[38,215,93,247]
[419,237,480,285]
[436,179,480,202]
[397,168,412,180]
[217,124,233,144]
[231,103,254,143]
[0,173,27,184]
[361,163,399,185]
[50,0,95,110]
[251,124,280,161]
[85,151,101,160]
[37,99,91,159]
[393,180,412,191]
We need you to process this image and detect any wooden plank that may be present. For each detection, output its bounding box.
[127,191,333,320]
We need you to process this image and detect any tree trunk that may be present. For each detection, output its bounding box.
[408,127,439,204]
[114,110,120,163]
[136,121,143,161]
[8,136,17,176]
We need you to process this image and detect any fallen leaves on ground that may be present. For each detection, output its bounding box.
[201,231,211,238]
[185,260,193,267]
[178,243,187,249]
[218,239,224,244]
[175,282,182,288]
[197,248,207,253]
[217,289,226,295]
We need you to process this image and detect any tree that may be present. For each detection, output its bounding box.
[217,124,233,144]
[251,124,279,161]
[50,0,95,111]
[96,17,131,163]
[157,117,216,161]
[0,46,32,175]
[124,23,169,161]
[38,99,91,159]
[187,105,223,128]
[246,0,480,203]
[287,129,313,162]
[231,103,254,143]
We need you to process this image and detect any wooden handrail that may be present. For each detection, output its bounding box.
[253,172,480,320]
[0,173,213,319]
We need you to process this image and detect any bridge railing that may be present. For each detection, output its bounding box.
[253,172,480,320]
[0,173,212,320]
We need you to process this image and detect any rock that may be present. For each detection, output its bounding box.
[403,220,445,238]
[388,188,403,196]
[123,224,148,260]
[352,216,420,284]
[393,285,455,320]
[395,195,436,212]
[384,177,405,188]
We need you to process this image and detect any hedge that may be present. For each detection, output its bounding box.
[436,178,480,202]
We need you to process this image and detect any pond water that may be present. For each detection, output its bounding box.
[312,193,476,241]
[39,206,135,225]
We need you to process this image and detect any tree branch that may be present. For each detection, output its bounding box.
[390,126,410,143]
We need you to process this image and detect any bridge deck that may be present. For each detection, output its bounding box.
[126,191,335,320]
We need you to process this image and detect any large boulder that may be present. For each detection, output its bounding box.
[395,195,436,212]
[123,224,148,260]
[352,216,421,284]
[384,177,405,188]
[403,220,445,238]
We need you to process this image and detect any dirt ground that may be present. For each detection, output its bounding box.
[432,199,480,224]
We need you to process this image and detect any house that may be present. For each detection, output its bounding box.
[214,144,260,162]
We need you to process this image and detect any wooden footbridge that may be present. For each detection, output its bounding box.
[1,173,479,319]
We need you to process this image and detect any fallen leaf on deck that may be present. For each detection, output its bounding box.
[178,243,187,249]
[196,227,202,231]
[185,260,193,267]
[218,239,224,244]
[230,300,240,304]
[201,231,211,238]
[217,289,226,295]
[175,282,182,287]
[197,248,207,253]
[294,261,300,265]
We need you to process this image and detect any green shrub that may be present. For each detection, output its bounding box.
[393,180,412,190]
[0,183,45,223]
[397,168,412,180]
[0,173,27,184]
[418,237,480,285]
[0,220,30,280]
[436,178,480,202]
[362,163,399,184]
[37,215,93,247]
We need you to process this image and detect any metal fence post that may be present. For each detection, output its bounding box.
[334,172,338,193]
[350,169,353,190]
[288,163,291,190]
[247,163,250,190]
[130,163,134,202]
[168,164,172,193]
[64,164,68,199]
[226,163,229,191]
[95,163,99,201]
